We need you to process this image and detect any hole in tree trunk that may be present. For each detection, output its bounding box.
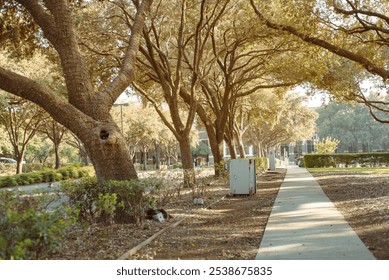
[100,130,109,140]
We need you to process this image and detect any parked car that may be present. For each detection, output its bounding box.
[0,157,17,164]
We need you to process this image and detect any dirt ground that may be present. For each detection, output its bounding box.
[45,169,285,260]
[44,168,389,260]
[129,169,286,260]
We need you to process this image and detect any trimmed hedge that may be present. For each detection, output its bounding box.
[304,153,389,168]
[0,164,89,188]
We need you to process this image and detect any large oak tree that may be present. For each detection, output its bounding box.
[0,0,153,183]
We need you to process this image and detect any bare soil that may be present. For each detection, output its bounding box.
[43,168,389,260]
[44,169,285,260]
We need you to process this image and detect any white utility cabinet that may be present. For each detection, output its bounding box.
[229,159,256,195]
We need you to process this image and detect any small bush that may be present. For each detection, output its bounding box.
[22,163,53,173]
[96,193,118,225]
[61,177,100,223]
[61,177,152,225]
[104,180,146,225]
[0,190,76,260]
[28,173,43,184]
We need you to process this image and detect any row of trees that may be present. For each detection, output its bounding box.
[75,0,318,181]
[1,0,387,184]
[250,0,389,123]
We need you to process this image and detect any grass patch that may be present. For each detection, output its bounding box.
[308,167,389,174]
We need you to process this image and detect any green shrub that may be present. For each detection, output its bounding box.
[78,169,89,178]
[0,176,18,188]
[18,174,34,185]
[28,173,43,184]
[49,171,63,182]
[0,190,76,260]
[0,165,90,189]
[61,177,153,225]
[61,177,100,223]
[96,193,119,225]
[304,153,389,168]
[104,180,146,225]
[172,163,183,169]
[22,163,52,173]
[58,169,70,180]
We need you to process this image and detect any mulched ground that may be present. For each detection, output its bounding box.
[44,169,285,260]
[129,169,285,260]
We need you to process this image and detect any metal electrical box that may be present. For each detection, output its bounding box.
[229,159,256,195]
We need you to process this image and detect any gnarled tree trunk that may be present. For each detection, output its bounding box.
[81,121,138,183]
[0,0,153,183]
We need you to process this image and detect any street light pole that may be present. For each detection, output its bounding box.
[113,102,129,133]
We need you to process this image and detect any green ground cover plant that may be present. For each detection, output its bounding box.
[0,190,76,259]
[308,167,389,174]
[0,164,90,188]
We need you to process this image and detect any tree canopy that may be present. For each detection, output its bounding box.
[2,0,385,183]
[250,0,389,123]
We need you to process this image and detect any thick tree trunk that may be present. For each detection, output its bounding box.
[210,139,224,177]
[179,137,195,187]
[226,139,237,159]
[203,124,225,177]
[79,121,138,184]
[0,0,153,184]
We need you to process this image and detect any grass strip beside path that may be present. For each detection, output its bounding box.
[308,167,389,174]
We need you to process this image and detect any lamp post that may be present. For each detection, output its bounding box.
[113,102,129,133]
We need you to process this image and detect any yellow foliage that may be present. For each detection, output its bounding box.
[315,136,340,154]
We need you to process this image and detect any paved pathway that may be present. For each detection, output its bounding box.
[4,181,61,193]
[256,165,376,260]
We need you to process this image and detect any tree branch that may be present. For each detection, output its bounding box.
[0,66,95,133]
[250,0,389,80]
[98,0,153,108]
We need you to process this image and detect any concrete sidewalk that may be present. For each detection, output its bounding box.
[256,165,376,260]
